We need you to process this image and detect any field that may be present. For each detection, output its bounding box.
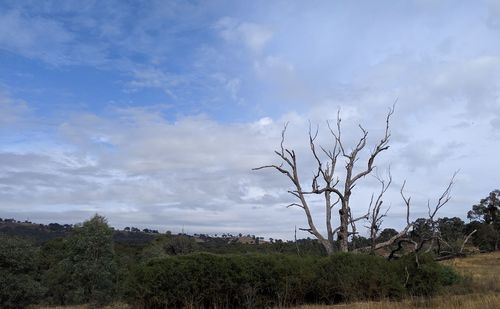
[35,252,500,309]
[298,251,500,309]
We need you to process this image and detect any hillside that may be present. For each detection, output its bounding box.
[0,220,159,245]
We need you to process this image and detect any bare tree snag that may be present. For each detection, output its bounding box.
[383,173,459,260]
[254,105,458,256]
[460,229,477,253]
[254,106,397,254]
[367,171,392,252]
[423,171,458,254]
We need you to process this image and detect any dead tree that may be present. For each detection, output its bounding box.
[366,171,392,252]
[254,106,405,254]
[383,173,472,261]
[253,105,461,255]
[357,176,414,254]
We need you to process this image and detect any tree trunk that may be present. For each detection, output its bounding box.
[338,200,350,252]
[321,239,335,255]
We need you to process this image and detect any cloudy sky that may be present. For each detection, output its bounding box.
[1,0,499,240]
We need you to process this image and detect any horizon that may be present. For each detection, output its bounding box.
[1,1,499,241]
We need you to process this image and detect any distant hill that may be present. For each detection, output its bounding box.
[0,219,159,245]
[0,217,312,254]
[0,220,70,243]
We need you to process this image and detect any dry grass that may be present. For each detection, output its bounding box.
[35,303,130,309]
[296,293,500,309]
[296,251,500,309]
[441,251,500,293]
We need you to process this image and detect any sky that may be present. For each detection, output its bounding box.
[0,0,499,240]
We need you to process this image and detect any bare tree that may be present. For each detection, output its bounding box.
[387,171,477,261]
[254,106,457,255]
[254,106,399,253]
[366,171,392,252]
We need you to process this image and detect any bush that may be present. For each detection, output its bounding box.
[126,252,460,308]
[127,253,317,308]
[42,215,117,307]
[314,253,405,303]
[395,253,460,296]
[0,235,45,309]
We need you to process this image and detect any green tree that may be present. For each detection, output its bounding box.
[377,228,399,242]
[464,221,499,251]
[466,190,500,251]
[437,217,465,243]
[50,214,117,306]
[468,190,500,226]
[0,235,45,309]
[410,218,432,242]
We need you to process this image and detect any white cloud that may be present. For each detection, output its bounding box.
[215,17,273,53]
[127,68,181,97]
[2,100,494,239]
[0,9,75,65]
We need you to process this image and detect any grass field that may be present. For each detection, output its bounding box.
[441,250,500,294]
[35,252,500,309]
[36,304,130,309]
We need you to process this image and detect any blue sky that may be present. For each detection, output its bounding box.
[1,1,499,239]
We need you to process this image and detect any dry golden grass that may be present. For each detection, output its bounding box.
[296,293,500,309]
[297,251,500,309]
[35,303,130,309]
[441,251,500,293]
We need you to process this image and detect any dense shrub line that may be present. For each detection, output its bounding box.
[125,252,459,308]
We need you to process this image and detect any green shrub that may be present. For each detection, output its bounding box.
[126,252,461,308]
[0,235,45,309]
[41,215,117,307]
[314,253,405,303]
[127,253,317,308]
[395,253,460,296]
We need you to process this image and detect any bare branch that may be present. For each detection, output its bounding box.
[287,190,300,199]
[252,164,294,183]
[388,238,418,260]
[460,229,477,253]
[350,212,370,224]
[360,177,413,252]
[332,212,369,236]
[372,224,413,251]
[428,171,459,221]
[400,180,411,225]
[327,111,347,157]
[298,227,314,235]
[279,122,289,156]
[331,196,340,209]
[350,105,394,185]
